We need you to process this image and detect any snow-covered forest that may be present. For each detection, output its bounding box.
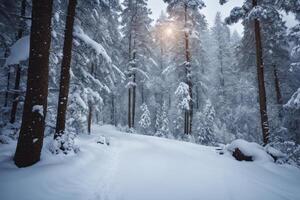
[0,0,300,199]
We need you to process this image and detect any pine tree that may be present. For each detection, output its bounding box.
[139,103,151,133]
[222,0,271,144]
[54,0,77,142]
[164,0,205,135]
[14,0,53,167]
[194,99,216,145]
[210,12,233,135]
[155,101,170,138]
[121,0,153,129]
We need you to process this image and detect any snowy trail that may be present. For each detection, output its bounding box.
[1,125,300,200]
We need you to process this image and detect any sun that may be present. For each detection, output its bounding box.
[165,27,173,36]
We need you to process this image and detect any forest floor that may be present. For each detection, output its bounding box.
[0,125,300,200]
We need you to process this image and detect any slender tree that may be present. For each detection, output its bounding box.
[54,0,77,139]
[121,0,153,129]
[14,0,53,167]
[164,0,205,135]
[10,0,27,124]
[252,0,270,144]
[273,65,283,105]
[221,0,270,144]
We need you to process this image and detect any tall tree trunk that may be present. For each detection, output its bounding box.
[253,0,270,145]
[132,70,136,127]
[14,0,53,167]
[88,104,92,134]
[9,0,27,122]
[196,85,199,110]
[141,83,144,104]
[4,48,10,108]
[128,32,132,128]
[54,0,77,139]
[128,88,132,128]
[111,94,115,125]
[273,65,282,105]
[10,65,21,123]
[184,4,193,134]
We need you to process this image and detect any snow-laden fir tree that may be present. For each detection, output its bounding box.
[139,103,151,134]
[66,0,123,134]
[155,101,170,138]
[194,99,216,145]
[174,82,191,136]
[209,12,234,141]
[164,0,206,135]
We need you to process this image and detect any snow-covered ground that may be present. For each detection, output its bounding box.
[0,125,300,200]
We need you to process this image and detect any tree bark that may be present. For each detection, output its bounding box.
[111,94,115,125]
[141,83,144,104]
[9,0,27,123]
[196,85,199,110]
[273,65,282,105]
[128,32,132,128]
[54,0,77,139]
[184,3,193,134]
[14,0,53,167]
[132,66,136,127]
[253,0,270,145]
[4,48,10,108]
[88,104,92,134]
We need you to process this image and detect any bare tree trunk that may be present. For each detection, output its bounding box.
[54,0,77,139]
[128,88,132,128]
[128,32,132,128]
[88,104,92,134]
[10,65,21,123]
[141,83,144,104]
[196,85,199,110]
[14,0,53,167]
[184,4,193,134]
[111,94,115,126]
[9,0,27,123]
[253,0,270,145]
[4,49,10,107]
[273,65,282,105]
[132,69,136,127]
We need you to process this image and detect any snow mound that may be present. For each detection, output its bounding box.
[226,139,274,162]
[96,135,110,145]
[265,145,287,160]
[1,126,300,200]
[5,35,30,66]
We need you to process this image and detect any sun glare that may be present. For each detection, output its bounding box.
[165,28,173,36]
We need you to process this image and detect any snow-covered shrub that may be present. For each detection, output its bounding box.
[269,138,300,167]
[0,122,20,143]
[49,130,79,154]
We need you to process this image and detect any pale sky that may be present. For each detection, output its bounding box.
[148,0,244,34]
[148,0,297,36]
